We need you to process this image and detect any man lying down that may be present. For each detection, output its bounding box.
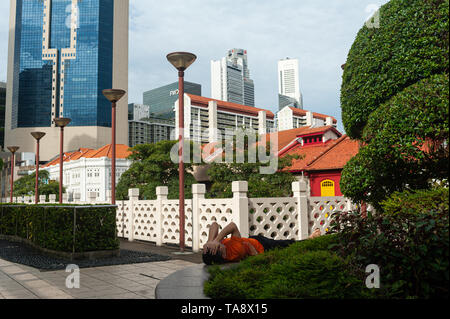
[202,222,322,265]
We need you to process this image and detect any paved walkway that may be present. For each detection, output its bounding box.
[0,239,201,299]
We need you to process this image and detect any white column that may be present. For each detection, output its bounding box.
[192,184,206,253]
[155,186,168,247]
[326,117,334,126]
[306,111,314,127]
[39,195,46,204]
[232,181,249,238]
[293,180,309,240]
[208,101,218,143]
[258,111,267,136]
[128,188,139,242]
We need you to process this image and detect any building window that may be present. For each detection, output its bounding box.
[320,180,335,197]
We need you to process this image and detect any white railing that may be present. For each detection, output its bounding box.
[2,180,356,253]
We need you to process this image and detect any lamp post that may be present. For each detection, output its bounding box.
[102,89,126,205]
[166,52,197,252]
[54,118,71,204]
[7,146,20,203]
[31,132,46,204]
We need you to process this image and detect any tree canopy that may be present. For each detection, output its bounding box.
[341,0,449,139]
[116,140,197,200]
[340,0,449,208]
[14,170,62,200]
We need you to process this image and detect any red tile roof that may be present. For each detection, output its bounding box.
[283,135,359,172]
[187,94,275,119]
[42,144,131,168]
[201,126,342,162]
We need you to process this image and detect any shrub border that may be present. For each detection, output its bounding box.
[0,205,120,260]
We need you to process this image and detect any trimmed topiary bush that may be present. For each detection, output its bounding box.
[340,74,449,207]
[341,0,449,139]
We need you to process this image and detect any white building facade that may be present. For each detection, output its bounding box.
[175,94,275,144]
[277,106,337,132]
[43,146,132,203]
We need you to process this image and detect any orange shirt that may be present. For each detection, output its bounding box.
[221,237,265,262]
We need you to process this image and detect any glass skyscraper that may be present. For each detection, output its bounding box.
[143,81,202,120]
[12,0,114,128]
[5,0,129,161]
[211,48,255,107]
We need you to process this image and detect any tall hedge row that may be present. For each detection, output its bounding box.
[341,0,449,139]
[0,205,119,253]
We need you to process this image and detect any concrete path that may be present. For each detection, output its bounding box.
[0,257,195,299]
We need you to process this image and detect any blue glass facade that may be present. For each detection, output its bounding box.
[12,0,114,128]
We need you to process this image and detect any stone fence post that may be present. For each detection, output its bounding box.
[128,188,139,242]
[39,195,46,204]
[293,180,309,240]
[155,186,168,247]
[192,184,206,253]
[49,194,57,203]
[232,181,249,238]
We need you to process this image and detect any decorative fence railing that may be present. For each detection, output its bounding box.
[2,180,359,253]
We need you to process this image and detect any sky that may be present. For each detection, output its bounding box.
[0,0,390,133]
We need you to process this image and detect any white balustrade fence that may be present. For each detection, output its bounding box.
[115,180,355,253]
[2,180,358,253]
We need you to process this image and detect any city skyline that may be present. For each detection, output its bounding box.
[0,0,390,135]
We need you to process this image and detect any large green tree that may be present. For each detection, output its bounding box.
[14,170,63,200]
[116,140,197,200]
[207,131,299,198]
[340,0,449,208]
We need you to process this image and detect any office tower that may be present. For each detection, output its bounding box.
[278,58,303,110]
[5,0,129,161]
[0,82,6,150]
[211,49,255,107]
[143,81,202,120]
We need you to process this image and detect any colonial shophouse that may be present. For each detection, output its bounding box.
[42,144,132,202]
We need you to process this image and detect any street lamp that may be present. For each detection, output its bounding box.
[31,132,46,204]
[166,52,197,252]
[55,118,71,204]
[102,89,126,205]
[7,146,20,203]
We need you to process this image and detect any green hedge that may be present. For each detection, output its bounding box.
[341,0,449,138]
[204,235,374,299]
[340,74,449,207]
[329,191,449,299]
[0,204,119,253]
